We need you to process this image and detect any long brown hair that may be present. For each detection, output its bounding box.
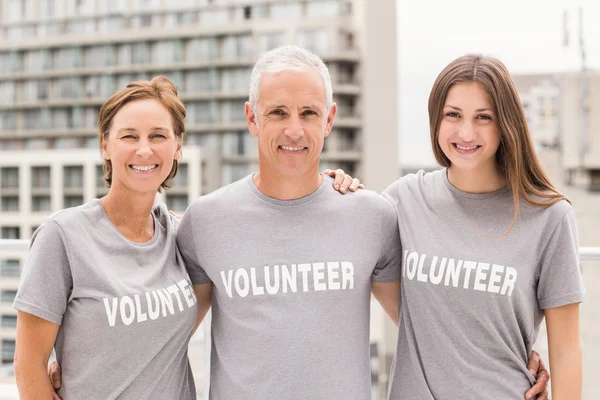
[428,55,568,232]
[98,76,186,192]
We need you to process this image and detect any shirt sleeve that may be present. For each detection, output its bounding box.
[372,196,402,283]
[537,208,587,309]
[13,220,73,325]
[176,204,212,285]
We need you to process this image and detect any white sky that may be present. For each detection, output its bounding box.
[396,0,600,167]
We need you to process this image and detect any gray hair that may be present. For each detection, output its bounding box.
[249,45,333,113]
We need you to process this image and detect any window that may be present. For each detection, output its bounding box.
[270,3,302,19]
[53,108,78,129]
[222,164,250,186]
[132,14,155,29]
[63,166,84,189]
[31,167,51,189]
[220,68,250,92]
[296,29,328,54]
[151,40,184,66]
[38,22,63,37]
[306,0,340,17]
[84,107,99,128]
[165,11,196,27]
[258,32,286,54]
[2,340,15,364]
[55,78,83,99]
[23,80,49,102]
[64,195,84,208]
[199,9,228,27]
[220,101,246,123]
[54,48,82,70]
[25,139,51,150]
[39,0,64,19]
[170,163,188,188]
[1,291,17,304]
[0,168,19,189]
[1,316,17,328]
[84,75,114,98]
[132,0,160,9]
[166,194,188,213]
[1,196,19,212]
[132,43,149,65]
[6,0,28,22]
[0,112,17,131]
[338,63,356,84]
[0,83,15,105]
[337,129,359,151]
[66,20,95,35]
[73,0,94,15]
[222,132,253,156]
[187,101,218,125]
[96,165,105,187]
[31,196,51,212]
[99,15,125,32]
[185,69,218,93]
[336,96,356,118]
[186,38,218,62]
[0,227,20,240]
[24,50,52,72]
[85,45,115,68]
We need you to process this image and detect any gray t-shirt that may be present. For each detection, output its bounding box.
[177,175,402,400]
[14,200,198,400]
[383,169,587,399]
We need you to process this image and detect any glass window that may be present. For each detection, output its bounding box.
[63,166,83,188]
[199,9,229,27]
[84,107,99,128]
[296,29,329,55]
[0,82,15,105]
[73,0,94,15]
[2,340,16,364]
[306,0,340,17]
[24,50,52,72]
[116,73,135,89]
[22,80,49,102]
[66,19,95,35]
[6,0,27,22]
[1,168,19,189]
[186,38,218,62]
[0,196,19,212]
[131,43,149,65]
[1,291,17,303]
[258,32,286,54]
[337,129,359,151]
[31,195,51,212]
[132,0,160,9]
[187,101,218,125]
[54,47,82,70]
[151,40,184,66]
[39,21,63,37]
[164,0,195,9]
[53,107,82,129]
[55,137,82,148]
[1,316,17,328]
[99,15,125,32]
[165,194,188,213]
[220,68,250,92]
[39,0,65,19]
[170,163,188,188]
[84,75,114,98]
[270,3,302,19]
[0,112,17,131]
[97,1,126,13]
[64,195,84,208]
[131,14,156,29]
[165,11,197,27]
[0,227,20,240]
[222,132,254,156]
[31,166,51,189]
[220,100,246,123]
[85,45,115,67]
[25,138,51,149]
[185,69,218,93]
[55,77,83,99]
[221,163,250,186]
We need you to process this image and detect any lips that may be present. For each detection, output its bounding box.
[279,145,306,152]
[452,143,481,154]
[129,164,158,172]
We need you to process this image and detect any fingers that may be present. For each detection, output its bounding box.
[348,178,361,192]
[526,349,541,376]
[524,369,550,399]
[331,169,346,191]
[338,174,355,194]
[48,360,62,390]
[322,169,334,177]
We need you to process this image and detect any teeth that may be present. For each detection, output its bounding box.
[456,144,478,151]
[131,165,157,171]
[281,146,304,151]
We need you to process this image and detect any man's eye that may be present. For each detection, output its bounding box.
[270,109,285,116]
[302,110,317,116]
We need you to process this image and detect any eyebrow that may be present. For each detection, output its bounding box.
[445,105,493,113]
[117,127,169,133]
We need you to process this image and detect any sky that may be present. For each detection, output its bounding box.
[396,0,600,167]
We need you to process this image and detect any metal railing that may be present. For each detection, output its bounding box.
[4,241,600,260]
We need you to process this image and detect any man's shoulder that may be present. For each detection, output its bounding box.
[187,176,252,213]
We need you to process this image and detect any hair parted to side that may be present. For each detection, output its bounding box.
[249,45,333,114]
[428,54,569,233]
[98,76,186,192]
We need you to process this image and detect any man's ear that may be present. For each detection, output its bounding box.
[324,103,337,138]
[246,102,259,137]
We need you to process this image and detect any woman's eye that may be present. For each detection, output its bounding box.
[152,134,167,139]
[477,114,492,120]
[121,135,136,139]
[446,112,460,118]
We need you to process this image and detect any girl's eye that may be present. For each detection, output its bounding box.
[477,114,492,120]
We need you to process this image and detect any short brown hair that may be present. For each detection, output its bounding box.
[98,76,186,192]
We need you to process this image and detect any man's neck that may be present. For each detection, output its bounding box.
[252,169,323,200]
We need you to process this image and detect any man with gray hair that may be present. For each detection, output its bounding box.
[176,45,403,399]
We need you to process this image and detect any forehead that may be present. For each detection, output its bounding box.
[259,67,327,108]
[112,98,173,128]
[445,82,492,108]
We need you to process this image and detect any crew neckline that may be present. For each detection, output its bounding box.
[442,168,510,200]
[96,198,161,246]
[247,174,329,206]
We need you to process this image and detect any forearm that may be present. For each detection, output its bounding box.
[549,348,582,400]
[15,360,56,399]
